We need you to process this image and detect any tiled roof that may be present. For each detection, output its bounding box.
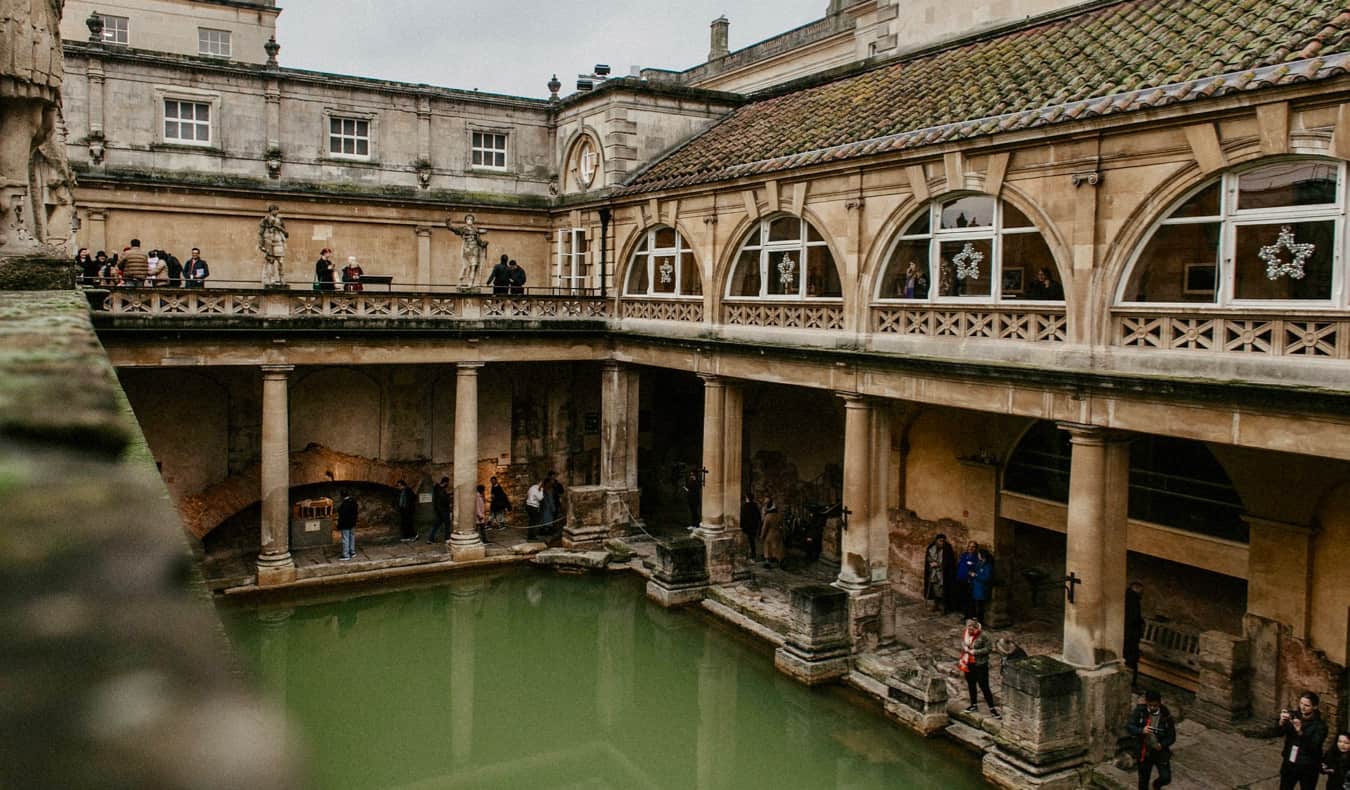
[620,0,1350,195]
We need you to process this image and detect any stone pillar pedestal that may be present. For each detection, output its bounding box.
[835,394,874,592]
[256,365,296,586]
[694,374,726,540]
[562,485,638,548]
[1192,630,1252,726]
[983,656,1088,789]
[645,536,709,607]
[883,651,950,735]
[774,585,851,685]
[450,363,485,561]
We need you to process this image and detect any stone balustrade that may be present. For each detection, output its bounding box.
[1115,308,1350,359]
[872,304,1068,342]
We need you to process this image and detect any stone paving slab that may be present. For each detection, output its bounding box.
[1094,725,1284,789]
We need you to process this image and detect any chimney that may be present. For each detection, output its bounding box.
[709,16,729,61]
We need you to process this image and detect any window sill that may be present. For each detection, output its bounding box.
[151,142,224,156]
[321,157,382,168]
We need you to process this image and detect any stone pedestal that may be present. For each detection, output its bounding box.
[562,485,637,549]
[983,656,1088,790]
[645,536,709,607]
[704,531,737,584]
[883,651,949,735]
[842,583,889,652]
[774,584,851,685]
[1193,630,1252,726]
[1077,662,1130,763]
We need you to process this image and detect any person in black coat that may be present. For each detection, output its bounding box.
[1322,732,1350,790]
[1280,692,1329,790]
[507,259,527,294]
[683,469,702,528]
[486,254,511,294]
[336,490,358,561]
[314,248,336,291]
[923,533,957,613]
[1125,581,1145,688]
[1126,689,1176,790]
[740,492,762,559]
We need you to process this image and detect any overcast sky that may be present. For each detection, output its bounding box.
[274,0,828,99]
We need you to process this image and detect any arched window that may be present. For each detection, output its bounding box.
[625,226,702,297]
[727,216,841,299]
[1120,159,1343,305]
[876,195,1062,302]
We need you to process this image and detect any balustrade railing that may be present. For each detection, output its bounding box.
[1114,308,1350,359]
[871,304,1068,342]
[620,299,704,322]
[723,301,845,330]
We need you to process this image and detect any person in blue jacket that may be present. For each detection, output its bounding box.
[969,548,995,623]
[956,540,978,619]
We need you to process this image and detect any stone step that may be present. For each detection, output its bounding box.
[945,721,995,754]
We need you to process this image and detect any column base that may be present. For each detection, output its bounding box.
[701,532,736,585]
[256,553,296,586]
[645,578,707,608]
[448,534,486,562]
[773,642,850,686]
[982,750,1089,790]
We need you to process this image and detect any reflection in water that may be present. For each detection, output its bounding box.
[220,571,983,790]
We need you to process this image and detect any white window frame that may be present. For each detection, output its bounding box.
[158,89,218,147]
[1115,159,1346,309]
[875,195,1055,304]
[725,215,840,301]
[99,14,129,46]
[470,130,509,171]
[555,228,588,293]
[625,226,700,298]
[197,27,231,58]
[327,115,372,160]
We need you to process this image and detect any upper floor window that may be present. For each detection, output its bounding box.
[163,99,211,145]
[578,139,598,188]
[727,216,841,299]
[625,226,702,297]
[556,228,588,292]
[471,131,507,170]
[876,195,1062,302]
[1119,159,1343,306]
[329,117,370,158]
[99,14,129,46]
[198,28,231,58]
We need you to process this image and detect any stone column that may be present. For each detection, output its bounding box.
[836,394,874,591]
[257,365,296,585]
[1057,423,1130,668]
[721,382,744,534]
[450,363,486,561]
[87,59,106,161]
[566,362,640,548]
[86,208,107,256]
[415,226,433,287]
[695,374,725,536]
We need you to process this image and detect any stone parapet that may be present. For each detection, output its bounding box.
[984,655,1088,789]
[562,485,637,549]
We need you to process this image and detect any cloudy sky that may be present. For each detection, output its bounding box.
[274,0,827,98]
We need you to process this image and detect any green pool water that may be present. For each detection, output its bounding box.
[220,569,986,790]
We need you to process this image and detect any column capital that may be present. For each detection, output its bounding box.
[456,361,485,372]
[415,225,434,238]
[697,373,725,387]
[260,364,294,378]
[85,207,108,222]
[1056,422,1130,445]
[602,359,624,373]
[836,391,875,408]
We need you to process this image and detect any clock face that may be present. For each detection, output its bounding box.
[578,140,598,187]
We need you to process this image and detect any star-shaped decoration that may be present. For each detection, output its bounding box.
[659,259,674,284]
[1260,225,1314,281]
[953,243,983,280]
[777,254,796,287]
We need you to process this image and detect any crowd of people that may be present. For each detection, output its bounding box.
[75,240,210,288]
[923,534,995,621]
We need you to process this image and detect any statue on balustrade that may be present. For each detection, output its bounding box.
[447,213,489,288]
[1,0,76,257]
[258,204,289,286]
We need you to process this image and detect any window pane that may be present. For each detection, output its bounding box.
[1237,161,1338,210]
[626,256,649,294]
[937,239,993,297]
[1234,221,1334,301]
[804,246,841,297]
[806,222,825,243]
[195,124,209,142]
[472,150,483,166]
[940,196,994,229]
[652,256,676,293]
[681,252,701,296]
[1121,222,1220,302]
[654,227,676,248]
[197,104,208,122]
[903,210,930,236]
[355,139,368,156]
[356,120,368,137]
[766,249,800,296]
[729,250,761,297]
[635,235,648,254]
[330,138,341,154]
[1002,232,1061,301]
[472,132,482,148]
[1170,182,1221,218]
[165,102,179,119]
[880,239,930,299]
[165,121,177,138]
[330,118,341,135]
[767,217,799,242]
[1002,202,1034,228]
[743,226,761,247]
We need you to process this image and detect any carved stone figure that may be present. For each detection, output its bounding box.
[446,213,489,287]
[258,204,288,286]
[1,0,73,255]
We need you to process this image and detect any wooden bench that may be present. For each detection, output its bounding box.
[1138,617,1201,691]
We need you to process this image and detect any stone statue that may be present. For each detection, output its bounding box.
[1,0,73,256]
[257,204,288,286]
[446,213,489,287]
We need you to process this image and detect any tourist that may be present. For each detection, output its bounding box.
[183,247,209,288]
[162,249,182,287]
[1323,733,1350,790]
[145,249,163,285]
[1125,581,1145,689]
[486,253,511,294]
[995,638,1027,677]
[958,618,999,718]
[684,469,702,528]
[120,239,149,286]
[428,476,450,543]
[507,258,526,294]
[342,255,364,292]
[538,472,559,537]
[956,540,979,618]
[396,479,418,542]
[1280,692,1329,790]
[923,533,956,614]
[968,547,994,623]
[548,471,566,535]
[314,247,336,291]
[740,491,761,559]
[489,475,511,528]
[760,497,785,567]
[96,252,118,286]
[475,484,489,539]
[337,490,358,561]
[1027,266,1064,300]
[525,476,546,540]
[75,248,98,284]
[1126,689,1175,790]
